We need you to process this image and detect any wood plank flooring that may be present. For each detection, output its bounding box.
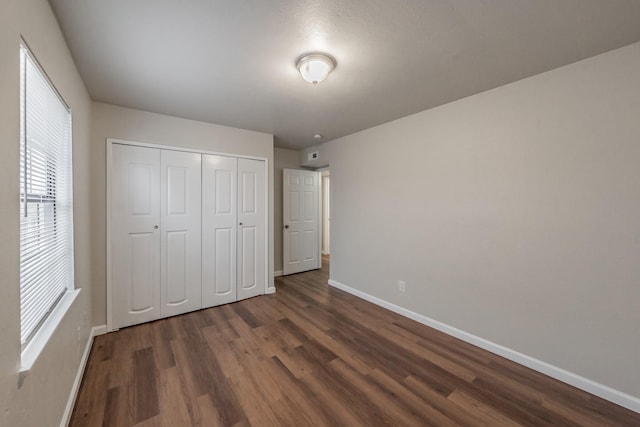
[71,256,640,426]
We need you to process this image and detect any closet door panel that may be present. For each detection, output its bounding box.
[202,155,238,307]
[111,144,161,329]
[161,150,202,316]
[214,228,233,292]
[166,230,188,304]
[241,225,257,288]
[237,158,265,301]
[129,233,155,311]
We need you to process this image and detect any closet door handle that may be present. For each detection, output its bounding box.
[284,225,289,229]
[153,225,159,230]
[239,222,243,226]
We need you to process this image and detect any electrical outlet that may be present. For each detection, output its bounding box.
[398,280,406,293]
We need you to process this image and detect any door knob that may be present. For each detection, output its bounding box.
[153,225,159,230]
[239,222,243,226]
[284,225,289,229]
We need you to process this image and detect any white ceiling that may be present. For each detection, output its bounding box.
[50,0,640,150]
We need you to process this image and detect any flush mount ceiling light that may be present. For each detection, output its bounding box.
[296,53,336,85]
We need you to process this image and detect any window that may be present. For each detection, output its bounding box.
[19,43,75,351]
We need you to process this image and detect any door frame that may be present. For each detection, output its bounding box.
[106,138,270,332]
[322,173,330,255]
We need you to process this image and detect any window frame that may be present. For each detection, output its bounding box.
[19,39,79,373]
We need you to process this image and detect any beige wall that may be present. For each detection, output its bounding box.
[274,148,303,272]
[0,0,93,425]
[325,42,640,399]
[91,102,275,325]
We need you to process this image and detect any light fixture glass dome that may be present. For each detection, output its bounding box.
[296,53,336,85]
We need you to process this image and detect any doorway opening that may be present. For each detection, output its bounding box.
[281,167,330,277]
[321,171,330,256]
[321,169,330,275]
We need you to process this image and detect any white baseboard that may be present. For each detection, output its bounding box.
[274,270,283,277]
[328,279,640,414]
[60,325,107,427]
[92,325,108,336]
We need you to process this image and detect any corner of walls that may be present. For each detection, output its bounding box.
[59,325,107,427]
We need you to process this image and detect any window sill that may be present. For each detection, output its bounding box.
[19,289,80,379]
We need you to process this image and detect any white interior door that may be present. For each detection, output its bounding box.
[237,158,266,301]
[283,169,320,275]
[160,150,202,317]
[202,154,237,307]
[111,144,161,329]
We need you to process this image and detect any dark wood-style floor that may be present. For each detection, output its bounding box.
[71,256,640,426]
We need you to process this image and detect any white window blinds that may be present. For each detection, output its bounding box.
[20,44,74,347]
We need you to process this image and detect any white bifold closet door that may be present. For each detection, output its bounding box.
[160,149,202,317]
[202,155,237,307]
[111,144,201,329]
[202,155,265,307]
[111,143,265,330]
[237,158,266,301]
[112,144,162,328]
